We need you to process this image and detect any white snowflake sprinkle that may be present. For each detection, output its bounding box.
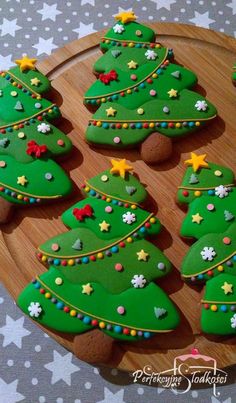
[200,246,216,261]
[28,302,42,318]
[131,274,147,288]
[113,23,125,34]
[37,123,51,133]
[230,313,236,328]
[195,100,208,111]
[145,49,157,60]
[122,211,136,224]
[215,185,229,198]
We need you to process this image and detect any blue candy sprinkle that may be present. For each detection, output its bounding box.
[143,332,151,339]
[53,259,60,266]
[208,190,215,196]
[114,325,122,333]
[220,305,227,312]
[56,302,64,310]
[82,257,89,264]
[83,316,91,324]
[111,246,118,253]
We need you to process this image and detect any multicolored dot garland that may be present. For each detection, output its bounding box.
[180,185,235,199]
[189,252,236,282]
[202,301,236,313]
[31,277,153,339]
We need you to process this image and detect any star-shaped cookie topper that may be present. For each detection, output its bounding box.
[106,107,117,117]
[15,55,37,72]
[110,159,133,179]
[184,152,209,172]
[17,175,28,186]
[221,281,233,295]
[137,249,149,261]
[191,213,204,224]
[115,10,137,24]
[82,283,93,295]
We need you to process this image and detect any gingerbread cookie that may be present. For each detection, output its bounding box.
[18,159,179,360]
[84,11,217,164]
[0,56,72,222]
[177,153,235,239]
[181,224,236,283]
[201,273,236,335]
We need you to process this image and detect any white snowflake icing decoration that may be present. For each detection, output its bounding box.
[230,313,236,328]
[200,246,216,261]
[37,122,51,133]
[131,274,147,288]
[122,211,136,224]
[215,185,229,198]
[145,49,157,60]
[113,23,125,34]
[195,100,208,111]
[28,302,42,318]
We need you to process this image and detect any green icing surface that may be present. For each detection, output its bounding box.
[0,64,72,206]
[180,189,236,239]
[18,266,179,340]
[201,274,236,335]
[18,164,179,340]
[177,162,235,204]
[181,224,236,281]
[0,155,72,204]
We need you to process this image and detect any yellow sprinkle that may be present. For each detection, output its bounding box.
[128,42,134,47]
[99,321,106,329]
[41,255,47,262]
[13,125,19,130]
[194,190,201,197]
[48,109,52,113]
[126,237,133,243]
[106,197,111,202]
[122,123,128,129]
[155,44,161,48]
[105,39,109,44]
[68,259,74,266]
[101,98,106,103]
[127,89,132,94]
[17,194,23,200]
[96,121,102,127]
[217,265,224,272]
[195,121,201,126]
[36,96,41,100]
[84,186,90,192]
[131,204,137,209]
[130,330,137,336]
[175,123,181,128]
[12,82,17,87]
[149,122,155,128]
[150,217,156,224]
[97,252,104,259]
[70,310,77,317]
[152,73,158,79]
[211,304,218,312]
[45,292,51,299]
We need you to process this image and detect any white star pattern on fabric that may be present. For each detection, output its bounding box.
[113,24,125,34]
[37,123,51,133]
[44,350,80,385]
[131,274,147,288]
[0,315,31,348]
[73,22,96,38]
[195,100,208,111]
[200,246,216,261]
[211,398,232,403]
[37,3,62,22]
[33,37,58,56]
[122,211,136,224]
[0,54,13,70]
[145,49,158,60]
[81,0,95,5]
[96,387,125,403]
[215,185,230,198]
[0,378,25,403]
[227,0,236,14]
[28,302,42,318]
[230,313,236,328]
[150,0,176,11]
[0,18,22,37]
[189,11,215,29]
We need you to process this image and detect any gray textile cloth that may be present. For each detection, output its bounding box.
[0,0,235,402]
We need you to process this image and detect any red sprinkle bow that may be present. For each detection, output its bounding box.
[73,204,94,221]
[26,140,47,158]
[99,70,118,85]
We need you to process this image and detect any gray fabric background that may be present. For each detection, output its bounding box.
[0,1,235,402]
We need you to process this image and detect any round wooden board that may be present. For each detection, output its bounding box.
[0,23,236,372]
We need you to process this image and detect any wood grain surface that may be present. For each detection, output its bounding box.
[0,23,236,372]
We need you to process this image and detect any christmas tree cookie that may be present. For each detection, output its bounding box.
[201,273,236,335]
[177,153,235,239]
[181,224,236,283]
[18,159,179,362]
[0,56,72,222]
[84,11,217,164]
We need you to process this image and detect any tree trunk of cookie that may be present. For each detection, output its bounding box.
[140,133,172,164]
[0,198,13,224]
[74,329,115,364]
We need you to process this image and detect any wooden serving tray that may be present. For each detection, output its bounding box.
[0,23,236,372]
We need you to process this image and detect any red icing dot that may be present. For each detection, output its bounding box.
[61,260,67,266]
[37,116,43,121]
[130,74,137,81]
[90,255,96,261]
[207,270,213,276]
[223,237,231,245]
[91,319,98,326]
[150,43,155,48]
[147,78,153,84]
[40,288,45,294]
[18,84,22,89]
[122,42,127,47]
[64,306,70,313]
[204,304,209,309]
[37,253,42,259]
[0,186,4,191]
[116,123,122,129]
[119,242,125,248]
[120,92,125,97]
[168,122,174,128]
[182,190,189,197]
[115,263,123,272]
[143,123,149,129]
[102,196,106,200]
[19,123,24,129]
[123,328,130,335]
[145,222,151,228]
[93,121,97,126]
[124,203,129,208]
[57,139,65,147]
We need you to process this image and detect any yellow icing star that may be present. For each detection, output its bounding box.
[15,55,37,72]
[82,283,93,295]
[17,175,28,186]
[110,159,133,178]
[137,249,149,261]
[184,152,209,172]
[221,282,233,295]
[99,220,110,232]
[115,10,137,24]
[127,60,138,69]
[30,77,41,86]
[192,213,204,224]
[167,88,178,98]
[106,107,117,117]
